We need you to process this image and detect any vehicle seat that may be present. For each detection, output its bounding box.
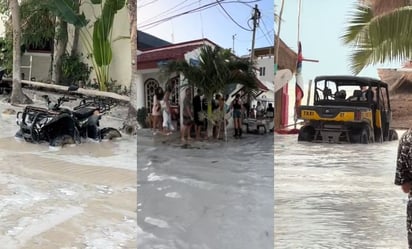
[350,90,363,101]
[73,108,96,119]
[335,90,346,100]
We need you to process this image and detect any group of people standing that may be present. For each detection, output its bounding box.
[181,88,226,142]
[152,86,257,142]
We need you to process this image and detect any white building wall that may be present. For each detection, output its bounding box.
[71,2,131,88]
[256,56,274,82]
[21,52,52,82]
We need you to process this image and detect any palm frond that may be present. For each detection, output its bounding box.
[341,4,374,45]
[348,6,412,74]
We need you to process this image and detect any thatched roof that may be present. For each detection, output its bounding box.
[274,36,297,72]
[378,68,412,93]
[361,0,408,16]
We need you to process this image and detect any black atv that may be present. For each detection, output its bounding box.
[15,86,121,147]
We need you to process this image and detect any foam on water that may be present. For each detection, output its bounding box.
[165,192,182,198]
[144,217,170,228]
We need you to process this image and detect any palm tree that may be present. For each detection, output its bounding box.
[123,0,138,134]
[342,0,411,74]
[166,45,258,137]
[9,0,31,104]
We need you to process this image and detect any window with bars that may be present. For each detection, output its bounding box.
[259,67,266,76]
[144,78,160,112]
[169,76,180,106]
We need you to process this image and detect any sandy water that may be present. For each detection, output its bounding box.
[0,93,137,249]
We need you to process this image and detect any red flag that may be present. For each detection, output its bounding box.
[295,42,304,105]
[294,42,304,121]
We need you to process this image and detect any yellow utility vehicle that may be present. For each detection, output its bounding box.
[297,75,398,143]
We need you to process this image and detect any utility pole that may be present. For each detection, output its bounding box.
[250,4,261,63]
[232,34,237,55]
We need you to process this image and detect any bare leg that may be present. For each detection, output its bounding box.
[181,125,186,142]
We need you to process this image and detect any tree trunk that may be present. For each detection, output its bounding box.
[207,98,213,138]
[71,26,80,56]
[123,0,138,135]
[52,16,68,85]
[70,0,80,56]
[10,0,31,105]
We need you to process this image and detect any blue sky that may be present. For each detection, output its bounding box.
[277,0,400,84]
[137,0,273,57]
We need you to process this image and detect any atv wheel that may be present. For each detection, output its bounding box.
[101,127,122,140]
[50,134,75,147]
[298,126,315,142]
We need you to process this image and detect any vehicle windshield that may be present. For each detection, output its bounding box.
[314,79,378,103]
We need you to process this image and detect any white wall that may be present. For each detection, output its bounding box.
[21,52,52,82]
[256,56,274,82]
[73,2,131,88]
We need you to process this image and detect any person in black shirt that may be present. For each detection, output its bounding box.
[395,129,412,248]
[193,89,203,140]
[231,94,243,138]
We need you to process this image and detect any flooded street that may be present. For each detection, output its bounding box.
[275,132,407,248]
[0,97,137,248]
[137,131,274,249]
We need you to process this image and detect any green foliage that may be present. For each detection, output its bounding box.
[20,0,55,50]
[165,45,257,134]
[48,0,126,91]
[0,37,13,76]
[60,53,93,86]
[85,77,130,95]
[137,107,149,128]
[46,0,87,27]
[166,45,257,99]
[343,4,412,74]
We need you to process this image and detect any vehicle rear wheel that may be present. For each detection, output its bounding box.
[298,126,315,142]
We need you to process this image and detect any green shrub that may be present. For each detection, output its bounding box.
[86,78,131,96]
[60,53,93,86]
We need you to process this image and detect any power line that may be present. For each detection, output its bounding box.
[215,0,253,32]
[259,18,274,44]
[138,0,261,30]
[139,0,226,29]
[258,26,274,46]
[138,0,195,26]
[138,0,160,9]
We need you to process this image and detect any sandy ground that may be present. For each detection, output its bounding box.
[0,90,137,249]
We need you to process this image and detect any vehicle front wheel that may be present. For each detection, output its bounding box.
[350,127,370,144]
[101,127,122,140]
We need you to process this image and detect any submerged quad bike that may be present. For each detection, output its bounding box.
[297,75,398,144]
[15,85,121,147]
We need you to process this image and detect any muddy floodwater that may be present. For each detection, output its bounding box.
[275,132,408,249]
[0,97,137,248]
